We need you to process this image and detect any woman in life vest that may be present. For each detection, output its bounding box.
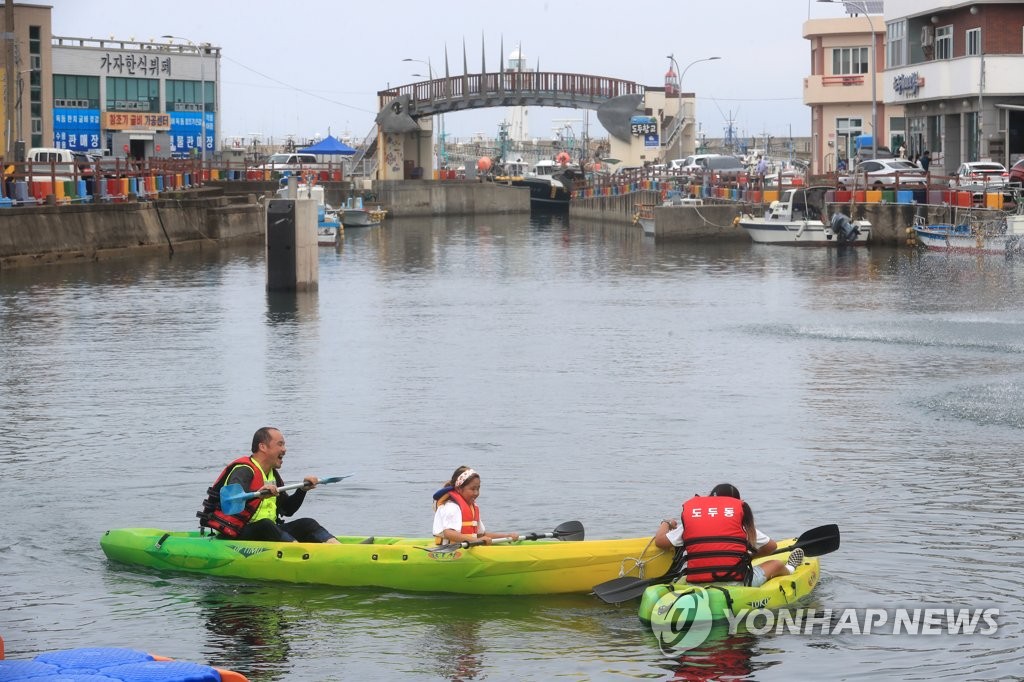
[431,466,520,545]
[653,483,803,586]
[197,426,339,544]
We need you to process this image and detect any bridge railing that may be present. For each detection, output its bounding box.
[384,71,645,114]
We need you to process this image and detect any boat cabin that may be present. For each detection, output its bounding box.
[765,187,829,223]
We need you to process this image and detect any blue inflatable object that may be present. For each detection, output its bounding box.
[0,647,222,682]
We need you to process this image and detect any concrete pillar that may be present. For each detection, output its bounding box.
[266,198,318,291]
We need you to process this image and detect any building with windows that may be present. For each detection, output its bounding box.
[807,1,1024,176]
[804,7,901,174]
[884,0,1024,174]
[2,3,218,161]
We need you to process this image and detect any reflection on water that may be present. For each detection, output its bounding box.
[3,220,1024,680]
[199,589,292,682]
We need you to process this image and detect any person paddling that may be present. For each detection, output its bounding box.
[432,466,519,546]
[653,483,802,586]
[197,426,339,543]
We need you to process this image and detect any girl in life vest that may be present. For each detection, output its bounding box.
[653,483,804,587]
[431,466,520,545]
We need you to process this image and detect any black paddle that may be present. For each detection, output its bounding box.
[220,474,353,515]
[424,520,585,554]
[592,523,840,604]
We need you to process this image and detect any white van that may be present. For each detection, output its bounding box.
[27,147,94,181]
[257,153,318,173]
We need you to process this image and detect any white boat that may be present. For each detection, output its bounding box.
[912,211,1024,255]
[340,197,387,228]
[736,186,870,245]
[273,181,343,246]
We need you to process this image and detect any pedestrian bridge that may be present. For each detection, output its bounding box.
[374,70,657,180]
[377,71,646,121]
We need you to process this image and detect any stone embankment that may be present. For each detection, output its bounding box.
[571,190,995,244]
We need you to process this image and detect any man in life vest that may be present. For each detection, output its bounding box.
[197,426,339,543]
[653,483,802,586]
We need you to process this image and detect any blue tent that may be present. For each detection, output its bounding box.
[297,135,356,156]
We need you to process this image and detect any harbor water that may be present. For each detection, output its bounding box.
[2,213,1022,680]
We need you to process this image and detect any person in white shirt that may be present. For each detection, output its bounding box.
[653,483,803,586]
[431,466,519,546]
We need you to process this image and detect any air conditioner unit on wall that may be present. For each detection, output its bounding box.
[921,25,934,46]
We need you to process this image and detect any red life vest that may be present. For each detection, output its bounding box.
[434,490,480,543]
[197,456,283,538]
[680,494,752,583]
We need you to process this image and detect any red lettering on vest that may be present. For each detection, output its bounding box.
[681,495,751,583]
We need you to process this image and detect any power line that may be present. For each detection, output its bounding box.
[221,55,375,114]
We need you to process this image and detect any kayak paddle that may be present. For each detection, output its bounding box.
[592,523,840,604]
[425,520,585,554]
[219,474,354,515]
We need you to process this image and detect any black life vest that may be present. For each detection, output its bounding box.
[197,456,283,538]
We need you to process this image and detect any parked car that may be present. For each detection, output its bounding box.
[837,159,927,190]
[1010,158,1024,186]
[671,153,718,175]
[949,161,1009,190]
[256,152,319,173]
[692,155,747,182]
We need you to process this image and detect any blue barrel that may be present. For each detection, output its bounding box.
[129,177,139,196]
[183,173,191,187]
[14,180,29,203]
[156,175,165,191]
[896,190,913,204]
[77,179,88,199]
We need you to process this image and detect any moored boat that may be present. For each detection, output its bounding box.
[100,528,672,596]
[911,209,1024,255]
[736,186,870,245]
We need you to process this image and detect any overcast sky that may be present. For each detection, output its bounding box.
[46,0,848,146]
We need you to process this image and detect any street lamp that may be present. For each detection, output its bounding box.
[666,55,721,159]
[162,34,208,164]
[403,57,446,168]
[818,0,877,162]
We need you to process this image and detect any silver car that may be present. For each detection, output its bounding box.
[837,159,927,190]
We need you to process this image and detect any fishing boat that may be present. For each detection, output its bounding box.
[911,207,1024,255]
[340,196,387,228]
[510,156,586,211]
[100,526,672,596]
[736,186,870,245]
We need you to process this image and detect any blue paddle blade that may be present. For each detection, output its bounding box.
[219,483,249,515]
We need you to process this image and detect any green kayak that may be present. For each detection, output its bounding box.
[100,528,673,596]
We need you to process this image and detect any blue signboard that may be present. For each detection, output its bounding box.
[53,108,102,150]
[169,111,215,156]
[630,115,658,136]
[644,133,660,148]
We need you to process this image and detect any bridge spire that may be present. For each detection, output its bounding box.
[462,39,468,76]
[481,32,486,74]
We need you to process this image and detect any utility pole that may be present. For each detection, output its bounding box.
[3,0,14,157]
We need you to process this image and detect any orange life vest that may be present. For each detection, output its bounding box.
[434,489,480,544]
[681,494,752,583]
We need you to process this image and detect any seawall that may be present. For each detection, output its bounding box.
[0,195,262,269]
[571,190,994,244]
